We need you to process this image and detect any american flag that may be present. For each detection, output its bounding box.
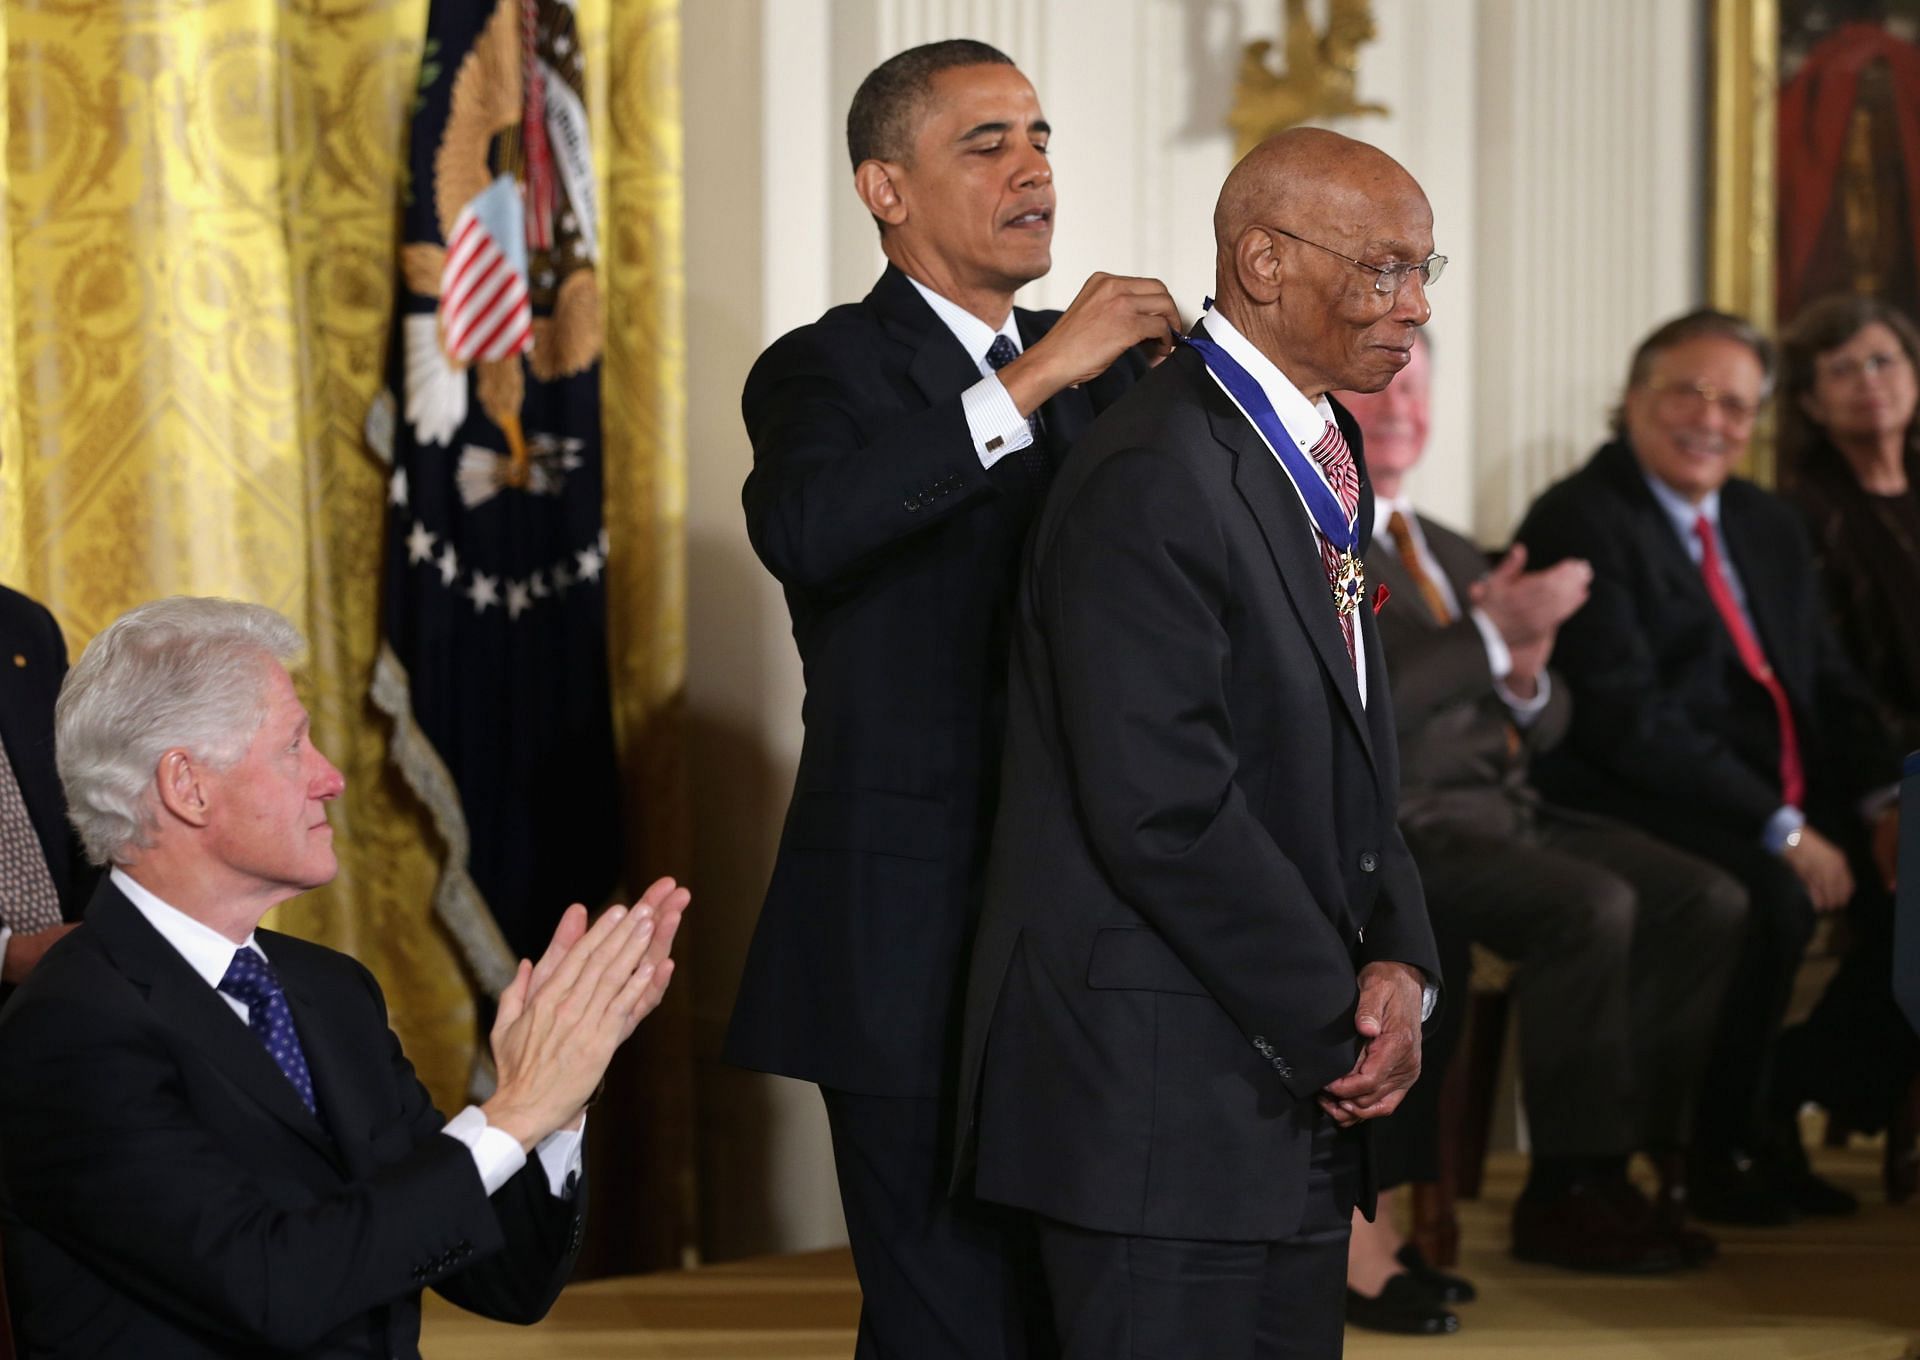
[439,175,533,363]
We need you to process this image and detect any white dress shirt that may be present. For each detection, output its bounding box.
[906,276,1037,469]
[1198,308,1369,705]
[110,867,581,1198]
[1369,494,1552,725]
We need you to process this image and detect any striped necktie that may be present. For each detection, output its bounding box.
[985,333,1048,481]
[1307,420,1361,666]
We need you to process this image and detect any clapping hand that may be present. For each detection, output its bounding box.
[481,878,689,1150]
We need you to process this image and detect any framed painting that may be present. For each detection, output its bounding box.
[1711,0,1920,478]
[1714,0,1920,334]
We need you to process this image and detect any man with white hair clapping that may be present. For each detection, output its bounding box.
[0,595,687,1360]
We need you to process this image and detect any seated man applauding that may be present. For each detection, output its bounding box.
[0,596,686,1360]
[1517,311,1903,1225]
[1342,336,1745,1304]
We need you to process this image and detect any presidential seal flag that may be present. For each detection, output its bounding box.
[369,0,620,984]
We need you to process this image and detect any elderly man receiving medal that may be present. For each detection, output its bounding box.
[957,128,1444,1359]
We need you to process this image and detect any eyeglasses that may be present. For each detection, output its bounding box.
[1816,349,1911,384]
[1267,226,1447,294]
[1648,379,1761,426]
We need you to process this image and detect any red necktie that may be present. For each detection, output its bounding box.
[1307,421,1361,667]
[1694,514,1805,807]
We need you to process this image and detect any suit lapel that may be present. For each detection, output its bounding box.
[1420,516,1493,613]
[1192,357,1374,762]
[275,950,380,1178]
[869,265,992,409]
[1017,310,1096,460]
[89,884,343,1172]
[1599,443,1718,610]
[871,268,1075,493]
[1369,546,1439,626]
[1718,491,1803,701]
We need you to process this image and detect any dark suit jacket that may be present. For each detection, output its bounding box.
[723,265,1143,1099]
[1516,440,1897,841]
[0,587,94,918]
[956,336,1440,1244]
[1366,515,1570,837]
[0,880,583,1358]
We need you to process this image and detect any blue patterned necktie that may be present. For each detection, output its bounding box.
[984,333,1048,480]
[218,948,317,1115]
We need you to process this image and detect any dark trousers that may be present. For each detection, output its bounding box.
[1671,825,1823,1157]
[1778,873,1920,1132]
[1372,902,1469,1188]
[1383,808,1744,1169]
[1036,1114,1360,1360]
[821,1087,1052,1360]
[1657,813,1919,1156]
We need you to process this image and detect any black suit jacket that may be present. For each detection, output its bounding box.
[1516,440,1897,841]
[1366,516,1571,837]
[0,587,94,918]
[956,337,1439,1243]
[0,880,582,1358]
[723,265,1143,1098]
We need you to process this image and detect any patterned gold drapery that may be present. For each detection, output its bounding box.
[0,0,686,1155]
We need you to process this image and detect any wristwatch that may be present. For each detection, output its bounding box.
[1783,827,1804,850]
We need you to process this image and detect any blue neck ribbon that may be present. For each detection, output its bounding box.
[1181,306,1357,558]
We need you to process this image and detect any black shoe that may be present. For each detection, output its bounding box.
[1763,1119,1862,1216]
[1511,1184,1685,1273]
[1345,1274,1460,1335]
[1687,1152,1798,1227]
[1600,1175,1718,1268]
[1784,1168,1860,1216]
[1394,1243,1477,1303]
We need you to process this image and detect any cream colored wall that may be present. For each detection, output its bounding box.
[682,0,1706,1260]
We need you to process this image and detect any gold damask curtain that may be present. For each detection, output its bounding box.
[0,0,687,1260]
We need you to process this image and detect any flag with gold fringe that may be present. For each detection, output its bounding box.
[368,0,620,985]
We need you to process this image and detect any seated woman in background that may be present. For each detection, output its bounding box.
[1781,296,1920,754]
[1780,294,1920,1200]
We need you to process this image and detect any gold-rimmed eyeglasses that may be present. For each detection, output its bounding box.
[1648,379,1761,426]
[1268,225,1447,295]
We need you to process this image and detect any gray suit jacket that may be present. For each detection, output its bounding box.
[1366,515,1570,838]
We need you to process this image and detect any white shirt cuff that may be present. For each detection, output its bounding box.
[962,375,1034,468]
[0,924,13,976]
[1468,606,1513,679]
[1420,981,1438,1023]
[1469,607,1551,724]
[1763,805,1807,855]
[442,1104,528,1196]
[533,1118,586,1198]
[1494,668,1552,724]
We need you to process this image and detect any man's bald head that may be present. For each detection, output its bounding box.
[1209,128,1435,399]
[1213,128,1416,264]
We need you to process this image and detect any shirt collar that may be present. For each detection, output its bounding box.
[1372,492,1417,542]
[1197,306,1335,451]
[906,275,1020,367]
[111,866,266,989]
[1639,464,1722,544]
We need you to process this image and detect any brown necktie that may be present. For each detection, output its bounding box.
[0,739,63,935]
[1386,511,1454,623]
